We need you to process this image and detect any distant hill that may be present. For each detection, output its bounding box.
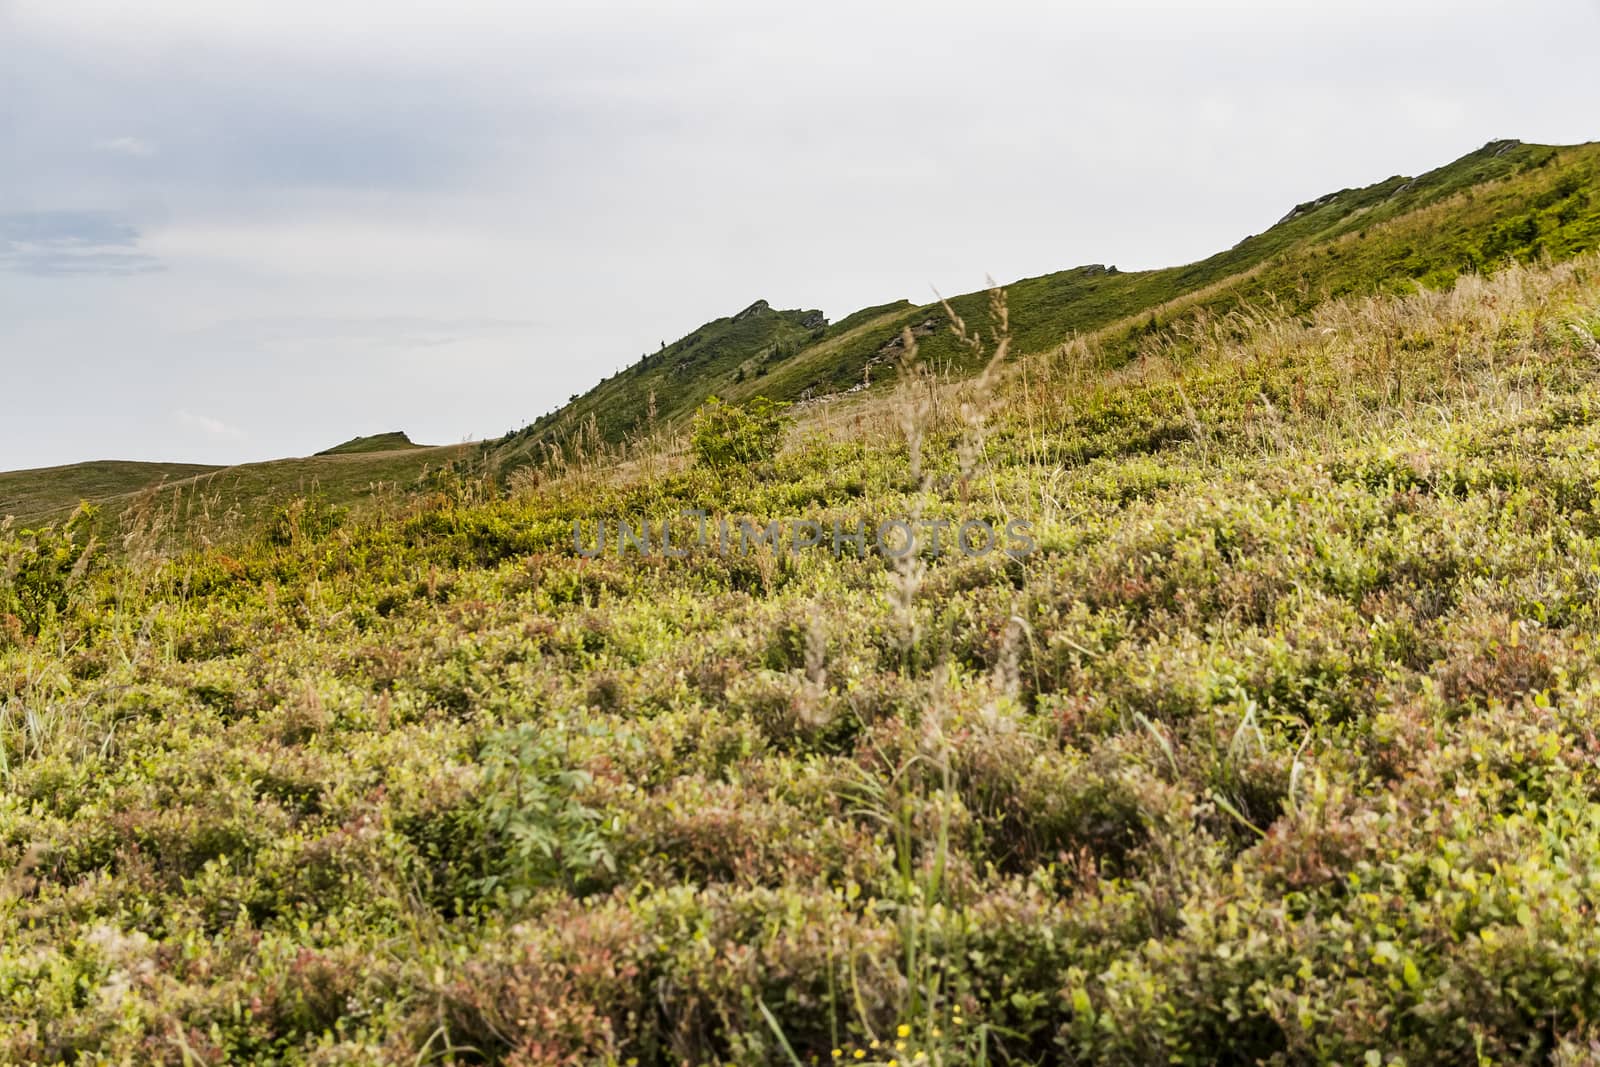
[0,445,466,536]
[316,431,426,456]
[0,460,221,527]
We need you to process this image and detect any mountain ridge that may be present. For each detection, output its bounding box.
[482,137,1600,478]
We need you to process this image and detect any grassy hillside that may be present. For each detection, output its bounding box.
[125,444,475,539]
[495,139,1600,475]
[0,460,221,527]
[2,444,468,540]
[7,244,1600,1062]
[9,141,1600,1064]
[499,299,828,464]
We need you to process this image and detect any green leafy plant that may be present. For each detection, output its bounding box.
[690,394,790,470]
[0,507,95,643]
[472,722,618,905]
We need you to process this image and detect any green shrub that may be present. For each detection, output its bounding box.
[0,507,95,643]
[472,722,619,904]
[263,497,346,547]
[690,395,788,470]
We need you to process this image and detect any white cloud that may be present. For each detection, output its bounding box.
[177,410,245,440]
[94,136,155,157]
[0,212,163,276]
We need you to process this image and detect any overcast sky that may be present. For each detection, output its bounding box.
[2,0,1597,470]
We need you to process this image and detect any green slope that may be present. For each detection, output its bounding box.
[122,445,472,535]
[490,138,1600,474]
